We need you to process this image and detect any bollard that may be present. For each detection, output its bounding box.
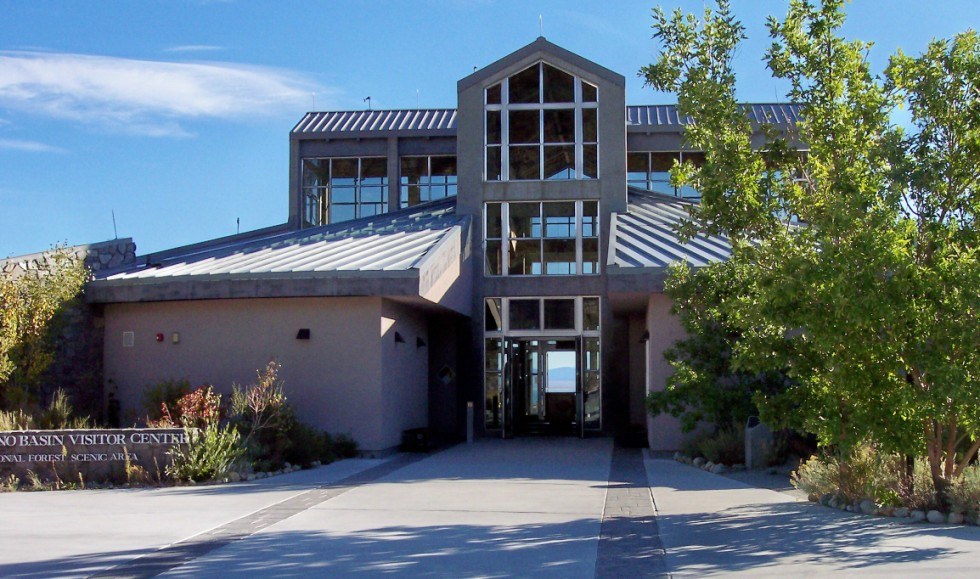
[466,401,474,444]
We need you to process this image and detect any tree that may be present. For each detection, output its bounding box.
[647,258,787,433]
[0,247,89,408]
[643,0,979,506]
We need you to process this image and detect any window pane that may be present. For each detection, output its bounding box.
[509,64,540,104]
[486,146,501,181]
[508,202,540,238]
[583,145,598,178]
[509,110,540,144]
[485,240,502,275]
[330,204,356,223]
[543,202,575,237]
[400,157,426,184]
[431,156,456,177]
[360,186,384,203]
[331,159,357,186]
[582,201,598,237]
[543,145,574,180]
[582,237,599,274]
[544,299,575,329]
[651,152,677,173]
[583,297,600,331]
[361,157,387,183]
[509,299,541,330]
[402,185,423,207]
[487,110,501,145]
[582,108,598,142]
[485,298,503,332]
[485,202,502,238]
[509,145,540,180]
[582,81,598,102]
[542,64,574,103]
[509,239,542,275]
[359,203,383,218]
[543,239,576,275]
[486,83,501,105]
[627,153,649,183]
[303,158,329,187]
[332,187,355,204]
[543,109,574,143]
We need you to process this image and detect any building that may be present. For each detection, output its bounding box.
[87,38,799,453]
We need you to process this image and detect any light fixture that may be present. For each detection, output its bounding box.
[639,331,650,343]
[416,337,426,348]
[296,328,311,340]
[394,331,405,344]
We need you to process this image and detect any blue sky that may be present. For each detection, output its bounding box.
[1,0,976,257]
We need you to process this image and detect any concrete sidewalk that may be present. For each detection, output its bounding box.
[645,457,980,577]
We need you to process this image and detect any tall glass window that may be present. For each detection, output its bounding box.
[626,151,705,199]
[485,62,598,181]
[400,155,457,208]
[301,157,388,226]
[485,201,599,276]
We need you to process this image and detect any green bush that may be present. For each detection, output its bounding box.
[142,378,191,425]
[0,408,33,430]
[332,433,358,458]
[949,464,980,518]
[166,423,245,482]
[697,425,744,465]
[37,389,91,429]
[792,444,906,506]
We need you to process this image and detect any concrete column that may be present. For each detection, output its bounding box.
[387,137,400,213]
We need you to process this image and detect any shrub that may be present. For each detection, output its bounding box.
[283,422,328,467]
[166,423,245,482]
[697,425,744,465]
[792,444,905,505]
[230,362,293,468]
[37,388,91,429]
[0,408,34,430]
[175,385,222,429]
[142,378,191,426]
[332,433,358,459]
[949,464,980,518]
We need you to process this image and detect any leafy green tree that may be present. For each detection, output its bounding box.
[647,259,787,433]
[643,0,979,506]
[0,247,89,408]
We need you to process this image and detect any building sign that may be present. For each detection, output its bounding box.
[0,428,188,481]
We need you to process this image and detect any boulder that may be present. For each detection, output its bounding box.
[948,512,965,525]
[894,507,910,518]
[910,510,926,522]
[808,492,820,503]
[876,506,895,517]
[710,463,727,474]
[229,472,241,483]
[693,457,706,468]
[704,461,715,471]
[859,499,876,515]
[927,510,945,524]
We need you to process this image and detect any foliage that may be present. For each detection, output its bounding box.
[643,0,980,507]
[792,444,903,505]
[0,408,34,430]
[949,465,980,518]
[0,246,89,408]
[0,474,20,492]
[697,424,745,465]
[142,378,192,426]
[174,385,222,429]
[331,432,359,459]
[648,259,788,432]
[230,361,294,468]
[36,388,91,430]
[166,422,245,482]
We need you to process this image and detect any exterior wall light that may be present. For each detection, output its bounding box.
[394,331,405,344]
[296,328,311,340]
[417,337,426,348]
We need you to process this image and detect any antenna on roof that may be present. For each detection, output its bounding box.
[416,89,420,109]
[311,92,316,110]
[364,96,372,110]
[539,14,543,37]
[237,217,240,235]
[111,210,118,240]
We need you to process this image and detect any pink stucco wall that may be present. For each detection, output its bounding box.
[645,293,687,451]
[102,296,417,451]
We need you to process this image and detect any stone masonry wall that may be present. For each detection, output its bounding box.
[1,239,138,420]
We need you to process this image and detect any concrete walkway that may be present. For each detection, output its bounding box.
[645,457,980,577]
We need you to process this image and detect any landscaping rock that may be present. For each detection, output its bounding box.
[846,505,854,512]
[673,452,683,462]
[910,510,926,522]
[927,510,945,524]
[828,495,840,509]
[704,461,715,471]
[859,499,876,515]
[710,463,727,474]
[693,457,706,468]
[731,463,745,471]
[820,493,835,507]
[808,492,820,503]
[894,507,910,518]
[948,512,965,525]
[229,472,241,483]
[877,506,895,517]
[246,474,255,482]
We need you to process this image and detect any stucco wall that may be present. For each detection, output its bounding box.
[645,293,687,451]
[103,297,389,450]
[379,299,430,451]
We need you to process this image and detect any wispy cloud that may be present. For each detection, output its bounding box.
[163,45,225,54]
[0,138,67,153]
[0,51,326,136]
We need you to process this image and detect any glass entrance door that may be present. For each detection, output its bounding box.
[502,338,581,437]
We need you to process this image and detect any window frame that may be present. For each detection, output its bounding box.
[484,200,600,277]
[626,151,705,199]
[399,155,458,208]
[485,62,599,182]
[300,156,389,226]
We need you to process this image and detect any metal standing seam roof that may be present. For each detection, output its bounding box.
[290,104,800,136]
[626,103,801,128]
[99,199,464,282]
[609,189,733,269]
[292,109,458,136]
